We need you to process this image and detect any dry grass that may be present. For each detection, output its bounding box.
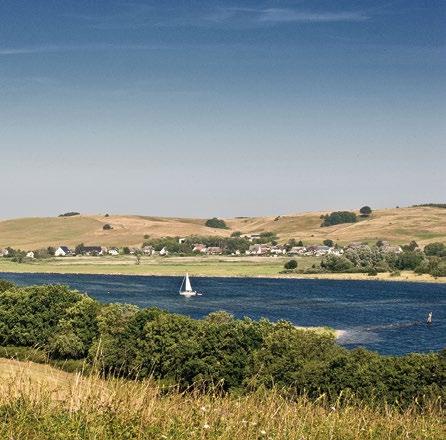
[1,207,445,250]
[0,358,444,439]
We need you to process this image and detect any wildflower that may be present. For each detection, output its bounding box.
[200,406,207,412]
[203,424,210,430]
[241,419,248,425]
[330,406,336,412]
[260,429,267,436]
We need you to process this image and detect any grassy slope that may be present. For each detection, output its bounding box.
[0,358,443,440]
[0,207,445,250]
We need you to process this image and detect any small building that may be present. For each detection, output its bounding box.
[26,251,35,259]
[248,244,271,255]
[108,248,119,256]
[193,244,207,253]
[0,248,9,257]
[142,246,155,255]
[206,246,223,255]
[270,245,286,255]
[82,246,103,256]
[159,247,169,256]
[178,238,186,244]
[55,246,73,257]
[288,246,306,255]
[380,245,403,254]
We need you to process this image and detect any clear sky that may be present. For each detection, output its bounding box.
[0,1,445,218]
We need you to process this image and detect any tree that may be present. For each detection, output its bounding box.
[103,224,113,230]
[323,239,334,247]
[424,242,446,257]
[123,247,130,255]
[284,260,298,270]
[205,218,228,229]
[75,243,84,255]
[230,231,242,237]
[321,255,354,272]
[360,206,372,216]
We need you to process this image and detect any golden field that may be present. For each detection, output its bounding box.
[0,357,444,440]
[0,206,445,250]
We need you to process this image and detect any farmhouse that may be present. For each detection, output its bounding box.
[142,245,155,255]
[108,248,119,256]
[193,244,207,253]
[248,244,271,255]
[55,246,73,257]
[26,251,35,259]
[159,247,169,256]
[81,246,103,256]
[288,246,306,255]
[0,248,9,257]
[206,247,223,255]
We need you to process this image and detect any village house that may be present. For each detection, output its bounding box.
[193,244,207,253]
[142,245,155,255]
[242,234,262,242]
[380,244,403,254]
[26,251,35,259]
[270,245,286,255]
[288,246,306,255]
[0,248,9,257]
[159,247,169,256]
[248,244,271,255]
[81,246,103,256]
[305,245,332,256]
[54,246,73,257]
[108,248,119,256]
[206,246,223,255]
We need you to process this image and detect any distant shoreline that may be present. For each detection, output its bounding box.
[0,265,444,284]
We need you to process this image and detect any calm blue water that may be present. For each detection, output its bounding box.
[1,272,445,356]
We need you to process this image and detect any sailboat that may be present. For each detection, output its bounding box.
[179,273,201,297]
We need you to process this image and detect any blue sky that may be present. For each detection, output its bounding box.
[0,1,445,218]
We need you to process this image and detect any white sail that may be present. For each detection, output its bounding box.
[185,273,192,291]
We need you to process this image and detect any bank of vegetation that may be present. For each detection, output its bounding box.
[0,280,444,438]
[0,280,444,407]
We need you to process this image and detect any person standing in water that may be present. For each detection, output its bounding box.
[427,312,432,325]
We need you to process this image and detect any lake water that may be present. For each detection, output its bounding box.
[1,272,445,356]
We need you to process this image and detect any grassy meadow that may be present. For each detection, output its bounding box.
[0,358,444,440]
[0,254,444,282]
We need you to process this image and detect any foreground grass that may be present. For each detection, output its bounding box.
[0,255,444,283]
[0,358,444,440]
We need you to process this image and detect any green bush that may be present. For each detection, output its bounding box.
[284,260,298,270]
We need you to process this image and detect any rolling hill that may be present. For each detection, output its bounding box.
[0,206,445,250]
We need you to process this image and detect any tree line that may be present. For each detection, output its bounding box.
[0,280,444,407]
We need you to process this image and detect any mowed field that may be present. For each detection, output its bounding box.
[0,206,445,250]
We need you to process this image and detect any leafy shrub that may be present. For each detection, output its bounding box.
[103,224,113,230]
[284,260,298,270]
[424,242,446,257]
[321,255,354,272]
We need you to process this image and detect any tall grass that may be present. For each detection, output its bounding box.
[0,359,444,439]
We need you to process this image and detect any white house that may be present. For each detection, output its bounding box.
[55,246,72,257]
[159,247,169,256]
[0,248,9,257]
[193,244,207,253]
[108,248,119,256]
[142,246,155,255]
[26,251,35,259]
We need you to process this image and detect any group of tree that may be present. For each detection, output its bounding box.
[0,280,443,407]
[320,241,446,277]
[58,212,80,217]
[321,211,357,227]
